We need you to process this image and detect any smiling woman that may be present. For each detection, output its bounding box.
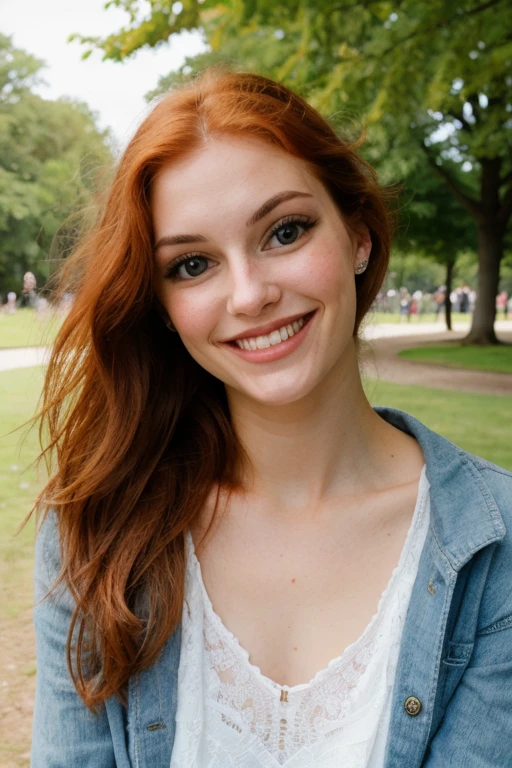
[30,68,512,768]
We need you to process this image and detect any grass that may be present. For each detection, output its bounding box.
[368,312,445,325]
[0,309,61,349]
[366,377,512,470]
[398,342,512,374]
[0,366,45,620]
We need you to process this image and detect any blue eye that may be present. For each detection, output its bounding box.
[266,216,316,249]
[167,255,209,280]
[275,223,302,245]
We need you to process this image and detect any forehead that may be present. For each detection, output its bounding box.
[150,135,327,225]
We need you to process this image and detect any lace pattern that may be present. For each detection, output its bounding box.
[170,467,430,768]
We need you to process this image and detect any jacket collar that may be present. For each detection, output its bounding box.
[374,407,506,571]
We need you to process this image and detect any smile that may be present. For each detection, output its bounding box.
[234,316,306,350]
[224,311,316,363]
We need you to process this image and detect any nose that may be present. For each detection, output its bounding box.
[226,260,281,317]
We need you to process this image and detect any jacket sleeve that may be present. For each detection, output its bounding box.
[423,621,512,765]
[31,510,116,768]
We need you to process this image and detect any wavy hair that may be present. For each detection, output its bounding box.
[36,67,393,709]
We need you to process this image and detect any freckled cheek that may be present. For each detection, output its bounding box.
[295,243,354,303]
[165,289,221,343]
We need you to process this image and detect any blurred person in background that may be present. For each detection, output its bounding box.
[459,285,471,314]
[497,290,508,320]
[433,285,446,320]
[20,271,37,309]
[6,291,17,314]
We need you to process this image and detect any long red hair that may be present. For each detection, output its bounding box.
[36,67,392,709]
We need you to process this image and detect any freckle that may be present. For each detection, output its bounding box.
[391,454,395,458]
[291,578,296,583]
[387,533,391,536]
[288,626,291,629]
[293,647,298,651]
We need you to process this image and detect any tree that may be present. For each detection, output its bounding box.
[0,35,113,297]
[393,150,478,329]
[75,0,512,343]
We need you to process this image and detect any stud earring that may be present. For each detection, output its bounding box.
[355,260,369,275]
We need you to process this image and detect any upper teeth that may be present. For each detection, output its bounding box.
[235,317,305,350]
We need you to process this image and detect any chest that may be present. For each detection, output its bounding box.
[190,493,418,688]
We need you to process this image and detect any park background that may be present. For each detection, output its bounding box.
[1,1,511,764]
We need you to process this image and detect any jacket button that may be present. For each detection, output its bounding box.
[404,696,422,716]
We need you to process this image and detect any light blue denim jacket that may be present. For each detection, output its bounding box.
[31,407,512,767]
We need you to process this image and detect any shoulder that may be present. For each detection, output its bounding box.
[464,456,512,634]
[374,405,511,562]
[469,453,512,510]
[375,403,511,479]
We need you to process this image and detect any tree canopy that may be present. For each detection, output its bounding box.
[76,1,512,341]
[0,34,113,297]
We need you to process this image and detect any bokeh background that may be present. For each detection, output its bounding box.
[1,1,511,763]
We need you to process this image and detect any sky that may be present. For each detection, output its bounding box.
[2,0,206,146]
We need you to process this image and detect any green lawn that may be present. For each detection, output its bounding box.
[366,377,512,470]
[0,367,45,619]
[0,309,61,349]
[367,312,446,325]
[398,342,512,374]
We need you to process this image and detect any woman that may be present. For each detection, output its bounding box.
[31,69,512,767]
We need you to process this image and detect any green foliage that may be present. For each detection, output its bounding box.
[85,1,511,218]
[0,32,43,99]
[0,35,114,296]
[70,0,203,61]
[387,252,446,293]
[83,1,511,156]
[76,0,512,340]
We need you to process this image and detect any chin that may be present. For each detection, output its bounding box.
[233,377,318,408]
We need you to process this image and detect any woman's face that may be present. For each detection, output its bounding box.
[152,135,371,407]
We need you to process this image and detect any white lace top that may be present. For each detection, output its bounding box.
[170,467,430,768]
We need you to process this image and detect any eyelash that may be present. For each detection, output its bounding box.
[265,214,316,247]
[163,214,317,281]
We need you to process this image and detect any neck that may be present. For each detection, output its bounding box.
[226,343,400,516]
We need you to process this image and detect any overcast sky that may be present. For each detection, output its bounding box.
[2,0,206,146]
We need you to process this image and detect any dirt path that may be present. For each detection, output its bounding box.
[367,330,512,396]
[0,611,36,767]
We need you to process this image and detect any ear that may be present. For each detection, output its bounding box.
[354,227,372,267]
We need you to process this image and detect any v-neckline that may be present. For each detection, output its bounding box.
[185,464,428,695]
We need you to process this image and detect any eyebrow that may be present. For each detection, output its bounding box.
[154,232,208,250]
[154,190,313,251]
[245,190,313,227]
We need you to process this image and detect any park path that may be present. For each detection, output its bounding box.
[1,320,511,395]
[0,346,48,372]
[361,321,512,397]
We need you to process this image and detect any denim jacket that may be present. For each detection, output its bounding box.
[31,407,512,767]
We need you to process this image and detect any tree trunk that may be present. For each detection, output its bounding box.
[463,223,503,345]
[444,258,454,331]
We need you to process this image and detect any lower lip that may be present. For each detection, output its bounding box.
[223,312,316,363]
